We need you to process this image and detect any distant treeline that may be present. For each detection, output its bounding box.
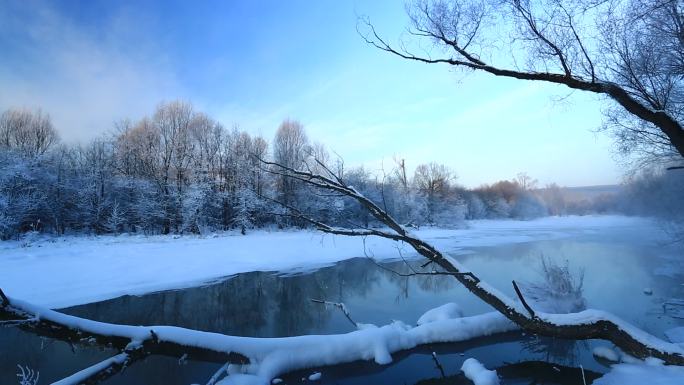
[0,101,675,240]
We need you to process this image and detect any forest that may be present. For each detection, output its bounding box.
[1,103,680,240]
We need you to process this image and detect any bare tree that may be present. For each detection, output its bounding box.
[0,108,58,157]
[273,119,309,206]
[190,112,223,182]
[153,101,197,232]
[250,136,269,197]
[413,162,456,222]
[75,138,115,233]
[515,172,538,191]
[539,183,567,216]
[359,0,684,164]
[393,156,410,192]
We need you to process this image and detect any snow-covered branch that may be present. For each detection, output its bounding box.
[52,349,143,385]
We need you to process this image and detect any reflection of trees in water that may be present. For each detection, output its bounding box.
[377,260,458,303]
[65,272,271,336]
[322,258,382,301]
[61,258,388,338]
[273,258,383,335]
[273,275,326,336]
[416,273,456,293]
[521,335,588,367]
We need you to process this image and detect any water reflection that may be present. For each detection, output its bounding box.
[65,258,385,338]
[521,336,587,367]
[413,360,602,385]
[0,230,682,384]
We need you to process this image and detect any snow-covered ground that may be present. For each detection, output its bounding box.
[0,215,654,309]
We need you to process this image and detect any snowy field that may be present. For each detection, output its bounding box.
[0,215,655,309]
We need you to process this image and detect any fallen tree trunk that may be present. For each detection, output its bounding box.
[0,290,606,385]
[0,290,519,384]
[260,158,684,365]
[0,290,249,383]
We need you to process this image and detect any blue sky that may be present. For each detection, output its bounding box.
[0,0,621,187]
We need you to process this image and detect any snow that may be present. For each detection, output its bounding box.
[417,303,463,325]
[538,310,684,357]
[307,372,322,381]
[51,352,128,385]
[0,215,645,309]
[594,359,684,385]
[592,346,620,362]
[9,298,516,385]
[460,358,499,385]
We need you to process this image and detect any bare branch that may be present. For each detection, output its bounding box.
[512,280,536,319]
[52,348,145,385]
[311,299,358,328]
[359,1,684,159]
[260,157,684,365]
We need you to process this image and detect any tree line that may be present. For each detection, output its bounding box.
[0,102,628,240]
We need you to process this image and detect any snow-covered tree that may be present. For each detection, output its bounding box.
[105,201,126,233]
[273,119,309,207]
[510,192,548,220]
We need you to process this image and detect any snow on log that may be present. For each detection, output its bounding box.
[416,303,463,325]
[592,346,620,362]
[460,358,499,385]
[1,295,516,384]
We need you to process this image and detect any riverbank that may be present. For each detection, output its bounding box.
[0,215,657,308]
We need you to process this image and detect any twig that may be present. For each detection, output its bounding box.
[311,299,358,328]
[431,351,446,378]
[16,364,39,385]
[0,318,36,327]
[52,346,144,385]
[367,257,480,280]
[206,362,231,385]
[513,280,536,319]
[150,329,159,343]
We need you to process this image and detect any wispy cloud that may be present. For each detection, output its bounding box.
[0,1,183,143]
